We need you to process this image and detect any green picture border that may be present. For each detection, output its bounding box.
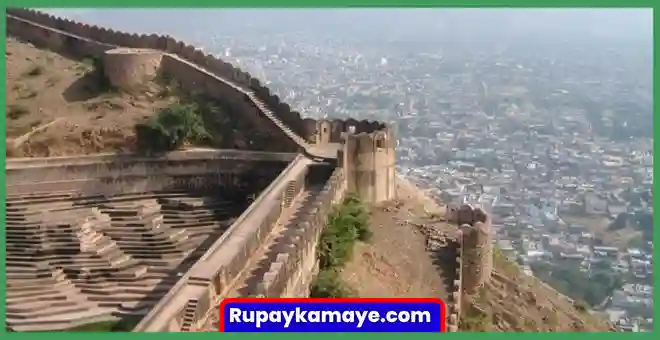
[1,1,657,337]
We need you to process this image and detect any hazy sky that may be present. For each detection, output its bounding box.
[45,8,652,44]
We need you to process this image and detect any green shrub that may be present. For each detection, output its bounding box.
[310,195,370,298]
[318,194,371,269]
[310,269,355,298]
[460,310,488,332]
[135,103,211,154]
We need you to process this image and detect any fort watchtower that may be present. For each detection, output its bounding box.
[338,126,396,204]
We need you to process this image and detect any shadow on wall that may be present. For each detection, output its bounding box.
[62,56,114,102]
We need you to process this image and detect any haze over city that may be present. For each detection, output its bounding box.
[7,8,653,332]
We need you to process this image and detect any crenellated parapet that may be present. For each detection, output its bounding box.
[6,8,308,151]
[445,237,463,332]
[447,204,493,295]
[6,8,414,333]
[254,168,345,298]
[303,118,387,144]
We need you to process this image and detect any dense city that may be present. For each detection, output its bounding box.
[63,9,653,332]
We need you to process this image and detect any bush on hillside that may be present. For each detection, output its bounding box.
[310,194,370,298]
[318,194,371,269]
[135,103,210,154]
[309,269,355,298]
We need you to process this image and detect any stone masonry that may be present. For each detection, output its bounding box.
[6,8,494,333]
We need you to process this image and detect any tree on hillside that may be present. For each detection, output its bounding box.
[135,103,210,154]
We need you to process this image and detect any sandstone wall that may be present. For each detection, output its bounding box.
[447,204,493,296]
[5,9,403,332]
[339,126,397,204]
[6,150,294,196]
[444,236,463,332]
[6,9,303,152]
[255,167,345,297]
[133,155,311,331]
[309,118,386,144]
[147,163,344,331]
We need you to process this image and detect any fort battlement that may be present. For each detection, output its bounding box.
[6,8,494,333]
[6,8,310,142]
[254,167,346,298]
[304,118,387,144]
[447,204,493,295]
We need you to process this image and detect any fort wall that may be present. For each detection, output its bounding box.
[309,118,386,144]
[447,204,493,295]
[255,167,346,298]
[6,150,295,196]
[6,7,396,202]
[444,236,463,332]
[133,155,312,331]
[5,9,497,333]
[6,9,308,136]
[6,10,300,154]
[338,127,397,204]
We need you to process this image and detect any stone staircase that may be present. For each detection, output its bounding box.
[246,93,310,149]
[97,200,197,267]
[6,266,104,331]
[6,189,245,331]
[180,299,199,332]
[226,185,321,297]
[283,181,297,208]
[158,197,238,238]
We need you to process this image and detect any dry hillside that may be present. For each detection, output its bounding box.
[6,37,267,158]
[342,178,615,332]
[5,37,184,157]
[462,252,615,332]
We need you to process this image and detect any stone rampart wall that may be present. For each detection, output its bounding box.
[5,8,399,332]
[306,118,387,144]
[6,150,294,196]
[255,167,345,297]
[132,155,310,332]
[446,204,493,296]
[445,237,463,332]
[6,9,303,152]
[339,126,397,203]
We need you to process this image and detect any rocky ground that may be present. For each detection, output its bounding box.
[342,177,615,332]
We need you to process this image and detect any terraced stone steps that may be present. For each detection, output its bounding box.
[6,190,202,208]
[6,189,245,331]
[7,269,98,323]
[158,197,239,237]
[180,299,199,332]
[97,201,196,265]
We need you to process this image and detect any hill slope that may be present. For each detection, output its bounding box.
[463,252,615,332]
[6,37,179,157]
[342,177,614,332]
